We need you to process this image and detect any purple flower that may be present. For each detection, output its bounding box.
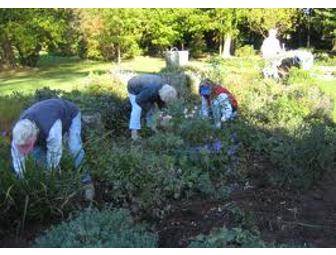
[227,144,240,156]
[1,130,7,137]
[212,140,223,153]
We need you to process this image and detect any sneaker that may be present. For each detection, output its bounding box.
[84,183,95,201]
[81,174,95,201]
[131,130,140,141]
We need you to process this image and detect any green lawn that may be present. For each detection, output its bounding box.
[0,56,166,95]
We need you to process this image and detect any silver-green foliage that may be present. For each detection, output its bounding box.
[188,227,268,248]
[34,208,158,248]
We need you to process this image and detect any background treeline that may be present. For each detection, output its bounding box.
[0,8,335,68]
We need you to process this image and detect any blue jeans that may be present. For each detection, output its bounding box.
[32,113,85,170]
[129,93,157,130]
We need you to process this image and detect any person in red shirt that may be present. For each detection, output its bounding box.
[199,79,238,128]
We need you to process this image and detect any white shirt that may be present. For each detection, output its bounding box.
[261,36,282,59]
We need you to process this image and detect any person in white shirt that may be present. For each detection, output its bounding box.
[11,98,94,201]
[261,28,283,79]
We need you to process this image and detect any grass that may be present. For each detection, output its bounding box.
[314,79,336,120]
[0,55,166,95]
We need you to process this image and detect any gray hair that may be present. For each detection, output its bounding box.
[159,84,177,104]
[13,119,38,145]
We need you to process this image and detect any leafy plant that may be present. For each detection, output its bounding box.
[235,45,256,57]
[34,207,158,247]
[188,227,268,248]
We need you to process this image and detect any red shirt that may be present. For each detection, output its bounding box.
[211,85,238,111]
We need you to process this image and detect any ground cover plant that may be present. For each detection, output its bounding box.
[1,54,336,247]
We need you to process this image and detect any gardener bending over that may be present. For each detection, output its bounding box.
[11,98,94,201]
[127,74,177,140]
[199,79,238,128]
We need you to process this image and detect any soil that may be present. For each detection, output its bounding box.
[155,157,336,248]
[2,169,336,248]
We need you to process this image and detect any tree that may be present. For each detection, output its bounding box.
[141,9,181,54]
[0,9,72,68]
[313,9,336,51]
[80,9,144,63]
[207,9,245,58]
[0,9,19,68]
[245,9,299,38]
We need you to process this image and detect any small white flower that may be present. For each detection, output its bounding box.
[183,108,188,114]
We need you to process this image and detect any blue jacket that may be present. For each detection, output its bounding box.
[127,74,165,111]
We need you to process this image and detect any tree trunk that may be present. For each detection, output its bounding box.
[306,19,311,48]
[332,39,336,52]
[1,34,16,69]
[219,35,223,55]
[222,34,232,58]
[307,34,311,48]
[117,44,121,64]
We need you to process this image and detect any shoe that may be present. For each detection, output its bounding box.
[81,174,95,201]
[131,130,140,141]
[84,183,95,201]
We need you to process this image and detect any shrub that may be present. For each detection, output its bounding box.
[235,45,257,57]
[286,67,316,85]
[314,52,336,66]
[0,93,29,134]
[188,227,268,248]
[83,100,246,213]
[32,85,130,138]
[34,208,158,247]
[0,143,84,217]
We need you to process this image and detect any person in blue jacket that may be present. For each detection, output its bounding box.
[11,98,94,201]
[127,74,177,140]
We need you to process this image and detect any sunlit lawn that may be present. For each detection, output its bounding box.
[0,56,166,95]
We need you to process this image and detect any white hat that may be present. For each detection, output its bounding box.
[159,84,177,104]
[13,119,38,146]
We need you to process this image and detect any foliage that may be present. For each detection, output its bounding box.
[286,67,316,85]
[206,9,246,56]
[0,93,28,133]
[0,9,74,67]
[84,105,245,212]
[1,8,334,67]
[313,9,336,51]
[34,208,158,247]
[1,54,336,247]
[235,44,257,57]
[80,9,144,62]
[245,9,299,37]
[0,142,84,225]
[314,52,336,65]
[188,227,269,248]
